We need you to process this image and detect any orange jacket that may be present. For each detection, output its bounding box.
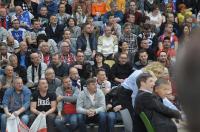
[92,2,107,16]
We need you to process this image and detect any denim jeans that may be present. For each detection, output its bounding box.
[1,113,29,132]
[55,114,79,132]
[77,112,107,132]
[107,112,122,132]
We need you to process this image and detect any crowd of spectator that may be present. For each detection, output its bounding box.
[0,0,200,131]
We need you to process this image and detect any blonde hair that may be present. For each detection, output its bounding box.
[143,61,165,78]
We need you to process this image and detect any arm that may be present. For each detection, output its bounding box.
[121,0,126,13]
[91,34,97,51]
[76,92,87,114]
[14,88,32,116]
[103,13,109,23]
[97,36,103,53]
[41,63,47,78]
[115,24,122,38]
[62,88,79,102]
[142,93,181,119]
[2,89,11,116]
[113,36,118,53]
[95,90,106,114]
[27,66,33,83]
[76,27,81,38]
[174,37,179,51]
[48,39,58,54]
[45,101,56,115]
[76,36,82,51]
[30,102,41,115]
[91,3,96,16]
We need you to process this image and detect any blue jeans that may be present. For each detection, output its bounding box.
[78,112,107,132]
[107,112,122,132]
[1,113,29,132]
[55,114,79,132]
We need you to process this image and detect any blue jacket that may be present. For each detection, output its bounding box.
[2,86,31,112]
[103,11,124,25]
[76,33,97,52]
[38,1,58,16]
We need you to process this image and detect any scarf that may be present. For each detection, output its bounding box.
[31,63,41,83]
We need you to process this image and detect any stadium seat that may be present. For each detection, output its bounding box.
[104,60,115,68]
[139,112,155,132]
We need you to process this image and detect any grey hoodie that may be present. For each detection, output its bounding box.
[76,87,106,114]
[56,86,80,112]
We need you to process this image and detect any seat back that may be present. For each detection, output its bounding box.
[104,60,115,68]
[139,112,155,132]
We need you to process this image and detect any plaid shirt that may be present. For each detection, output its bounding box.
[120,33,138,53]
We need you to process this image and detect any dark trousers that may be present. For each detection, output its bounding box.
[77,112,107,132]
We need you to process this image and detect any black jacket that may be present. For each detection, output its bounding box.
[16,51,31,68]
[70,61,93,80]
[45,24,64,43]
[134,90,181,132]
[14,65,27,84]
[48,62,69,79]
[106,86,133,115]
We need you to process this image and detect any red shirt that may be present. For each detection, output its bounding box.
[63,90,76,114]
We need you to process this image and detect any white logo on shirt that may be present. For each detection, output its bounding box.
[37,98,50,106]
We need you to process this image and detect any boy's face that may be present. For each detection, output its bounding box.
[154,84,172,98]
[40,7,48,16]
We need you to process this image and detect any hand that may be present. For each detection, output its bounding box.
[3,84,10,88]
[114,17,120,22]
[86,109,95,117]
[57,113,63,120]
[96,12,101,16]
[166,94,175,101]
[41,111,46,116]
[107,104,112,110]
[57,95,63,102]
[92,51,96,58]
[2,59,8,63]
[112,54,115,59]
[6,113,12,118]
[74,65,82,69]
[13,111,20,117]
[89,109,96,117]
[104,88,111,94]
[113,105,122,112]
[117,79,124,83]
[9,2,14,8]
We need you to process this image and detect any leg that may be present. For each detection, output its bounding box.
[107,112,117,132]
[97,112,107,132]
[20,114,29,125]
[120,109,133,132]
[46,113,56,132]
[68,114,78,131]
[28,114,37,127]
[77,114,87,132]
[0,113,3,130]
[55,115,68,132]
[1,114,7,132]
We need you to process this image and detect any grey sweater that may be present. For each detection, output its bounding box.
[56,86,79,112]
[76,87,106,114]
